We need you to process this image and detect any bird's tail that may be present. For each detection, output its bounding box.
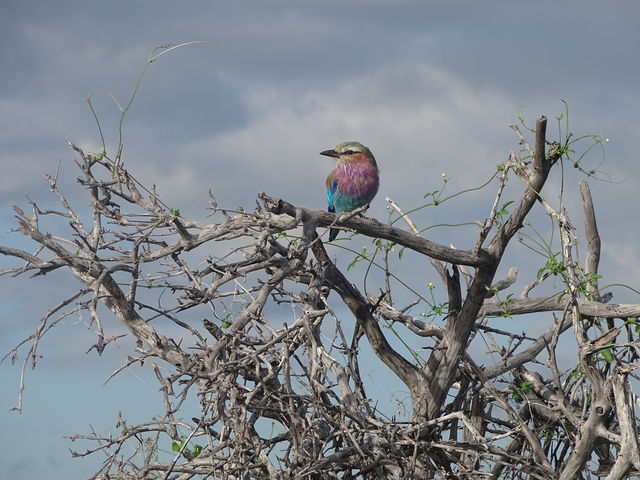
[329,228,339,242]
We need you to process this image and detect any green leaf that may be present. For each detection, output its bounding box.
[600,347,614,363]
[220,314,232,328]
[495,200,515,221]
[347,247,368,271]
[518,380,534,394]
[423,190,438,199]
[193,444,203,457]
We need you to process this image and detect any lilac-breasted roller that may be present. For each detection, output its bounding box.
[320,141,379,241]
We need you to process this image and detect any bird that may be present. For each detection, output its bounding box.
[320,141,379,241]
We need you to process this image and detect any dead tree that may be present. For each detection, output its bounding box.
[3,116,640,479]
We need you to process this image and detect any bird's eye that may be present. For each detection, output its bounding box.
[344,150,354,155]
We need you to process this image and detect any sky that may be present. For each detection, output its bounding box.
[2,1,640,478]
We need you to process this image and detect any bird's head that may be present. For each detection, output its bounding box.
[320,141,376,165]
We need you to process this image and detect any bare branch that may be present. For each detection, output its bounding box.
[3,118,639,479]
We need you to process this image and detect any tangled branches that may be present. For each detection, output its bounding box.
[3,117,640,479]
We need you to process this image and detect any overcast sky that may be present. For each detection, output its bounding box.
[2,1,640,478]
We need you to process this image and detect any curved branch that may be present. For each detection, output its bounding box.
[309,236,422,393]
[264,195,493,268]
[481,295,640,319]
[423,117,559,420]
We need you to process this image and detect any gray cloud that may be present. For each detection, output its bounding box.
[2,1,640,478]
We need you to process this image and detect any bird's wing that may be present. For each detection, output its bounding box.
[326,171,337,213]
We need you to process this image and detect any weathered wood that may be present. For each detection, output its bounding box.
[3,121,639,479]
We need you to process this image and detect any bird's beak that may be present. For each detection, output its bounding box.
[320,149,339,158]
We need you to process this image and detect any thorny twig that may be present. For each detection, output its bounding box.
[2,121,639,479]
